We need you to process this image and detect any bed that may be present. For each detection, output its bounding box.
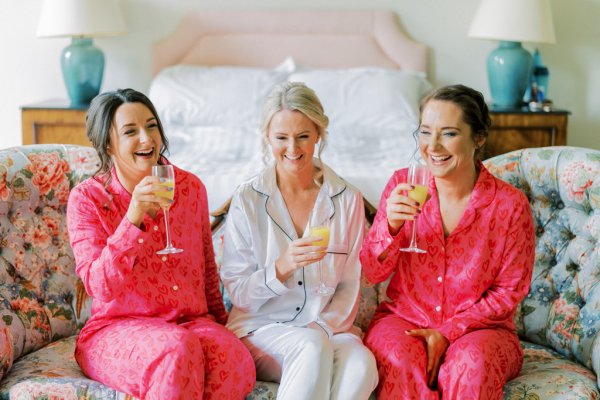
[148,9,430,218]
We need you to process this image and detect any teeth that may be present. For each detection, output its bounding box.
[431,155,450,162]
[285,155,301,160]
[135,149,153,156]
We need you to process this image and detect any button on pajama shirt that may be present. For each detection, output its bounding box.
[67,165,255,400]
[360,165,535,400]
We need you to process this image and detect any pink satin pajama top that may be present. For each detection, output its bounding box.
[67,165,227,341]
[360,165,535,342]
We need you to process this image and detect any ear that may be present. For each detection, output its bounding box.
[475,134,486,149]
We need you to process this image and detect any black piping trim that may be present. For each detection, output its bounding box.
[264,268,281,296]
[279,267,308,324]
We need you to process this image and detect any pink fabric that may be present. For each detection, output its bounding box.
[67,164,255,399]
[365,312,523,400]
[360,165,535,399]
[152,10,427,75]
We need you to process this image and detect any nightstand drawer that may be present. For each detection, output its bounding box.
[21,100,89,146]
[487,109,569,158]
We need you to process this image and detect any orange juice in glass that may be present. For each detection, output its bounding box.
[152,165,183,254]
[407,184,428,206]
[310,218,334,296]
[155,179,175,205]
[400,162,431,253]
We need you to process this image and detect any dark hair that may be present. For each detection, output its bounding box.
[86,88,169,181]
[418,84,491,162]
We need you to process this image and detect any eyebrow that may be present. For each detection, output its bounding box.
[119,117,157,129]
[273,130,312,136]
[420,124,463,131]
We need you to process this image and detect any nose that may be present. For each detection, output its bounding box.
[139,129,150,143]
[427,133,442,150]
[288,138,298,152]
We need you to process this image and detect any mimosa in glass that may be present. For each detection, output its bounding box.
[400,162,431,253]
[152,165,183,255]
[310,219,334,296]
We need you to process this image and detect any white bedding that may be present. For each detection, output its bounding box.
[150,63,429,212]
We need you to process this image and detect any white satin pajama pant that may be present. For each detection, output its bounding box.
[242,325,378,400]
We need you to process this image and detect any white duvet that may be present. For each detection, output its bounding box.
[164,121,417,213]
[150,63,430,213]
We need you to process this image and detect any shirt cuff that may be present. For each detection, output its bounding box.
[264,263,290,296]
[111,215,150,254]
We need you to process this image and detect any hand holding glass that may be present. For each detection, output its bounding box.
[152,165,183,255]
[310,218,334,296]
[400,162,431,253]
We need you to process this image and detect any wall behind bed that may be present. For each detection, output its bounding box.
[1,0,598,150]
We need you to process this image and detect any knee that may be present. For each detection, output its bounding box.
[347,346,378,377]
[166,331,204,364]
[369,337,426,371]
[290,329,333,365]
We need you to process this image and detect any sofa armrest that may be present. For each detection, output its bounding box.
[0,319,15,381]
[591,328,600,388]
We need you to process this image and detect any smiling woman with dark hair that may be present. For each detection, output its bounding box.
[67,88,255,400]
[361,84,535,399]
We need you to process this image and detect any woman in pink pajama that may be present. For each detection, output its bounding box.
[67,88,255,399]
[361,84,535,400]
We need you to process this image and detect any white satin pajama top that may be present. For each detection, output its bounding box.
[221,161,365,339]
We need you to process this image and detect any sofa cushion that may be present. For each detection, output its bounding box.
[484,147,600,376]
[504,341,599,399]
[0,335,136,400]
[0,145,98,377]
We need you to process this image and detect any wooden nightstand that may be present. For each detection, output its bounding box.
[21,100,89,146]
[486,107,569,158]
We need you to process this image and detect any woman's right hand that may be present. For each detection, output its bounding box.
[386,183,421,236]
[126,176,172,227]
[275,237,327,282]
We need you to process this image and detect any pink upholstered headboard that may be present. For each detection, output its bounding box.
[152,9,427,76]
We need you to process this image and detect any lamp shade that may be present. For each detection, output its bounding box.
[37,0,127,38]
[468,0,556,44]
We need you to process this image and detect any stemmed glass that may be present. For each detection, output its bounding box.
[400,162,431,253]
[152,165,183,255]
[309,216,334,296]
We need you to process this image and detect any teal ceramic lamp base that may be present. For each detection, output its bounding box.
[487,41,532,109]
[61,38,104,106]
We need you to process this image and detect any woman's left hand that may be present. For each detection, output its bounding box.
[406,328,450,389]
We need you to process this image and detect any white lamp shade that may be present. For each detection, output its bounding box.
[37,0,127,38]
[468,0,556,44]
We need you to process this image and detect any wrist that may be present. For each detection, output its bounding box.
[275,259,290,283]
[126,209,144,227]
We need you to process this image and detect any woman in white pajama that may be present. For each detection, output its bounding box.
[220,82,378,400]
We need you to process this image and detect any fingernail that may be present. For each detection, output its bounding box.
[160,177,166,182]
[417,209,421,214]
[414,201,420,206]
[411,185,415,189]
[405,330,410,334]
[167,186,173,191]
[169,199,174,203]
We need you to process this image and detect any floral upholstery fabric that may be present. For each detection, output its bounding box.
[0,145,133,399]
[1,145,598,399]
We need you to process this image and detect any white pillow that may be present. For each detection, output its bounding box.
[149,63,293,127]
[288,67,431,128]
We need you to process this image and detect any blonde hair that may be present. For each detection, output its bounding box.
[260,82,329,181]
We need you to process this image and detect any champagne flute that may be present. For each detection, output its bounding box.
[309,217,334,296]
[400,162,431,253]
[152,165,183,255]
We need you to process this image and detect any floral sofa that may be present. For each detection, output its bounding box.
[0,144,598,400]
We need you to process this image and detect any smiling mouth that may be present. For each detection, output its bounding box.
[430,155,451,162]
[135,148,154,157]
[285,154,302,161]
